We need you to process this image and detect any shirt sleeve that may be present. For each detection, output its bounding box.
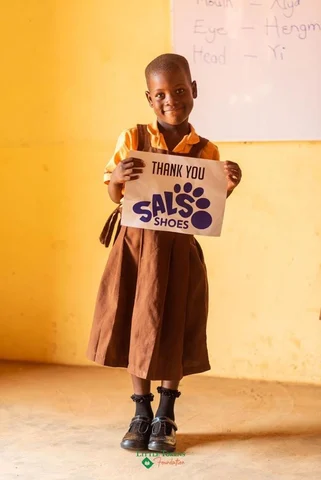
[200,141,220,161]
[103,128,138,184]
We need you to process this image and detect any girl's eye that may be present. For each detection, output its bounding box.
[176,88,185,94]
[155,93,165,99]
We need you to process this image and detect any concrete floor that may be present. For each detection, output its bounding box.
[1,362,321,480]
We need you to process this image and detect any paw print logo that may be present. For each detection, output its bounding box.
[174,182,212,230]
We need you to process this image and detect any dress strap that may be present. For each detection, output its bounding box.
[188,136,209,158]
[137,124,151,151]
[99,205,122,248]
[137,124,208,158]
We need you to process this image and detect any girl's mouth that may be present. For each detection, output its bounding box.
[163,106,184,114]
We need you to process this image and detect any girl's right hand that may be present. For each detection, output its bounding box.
[111,157,145,185]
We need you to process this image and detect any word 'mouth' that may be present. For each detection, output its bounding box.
[152,161,205,180]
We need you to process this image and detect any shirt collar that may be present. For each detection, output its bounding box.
[147,119,200,149]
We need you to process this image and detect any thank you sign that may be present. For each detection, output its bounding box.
[121,151,227,237]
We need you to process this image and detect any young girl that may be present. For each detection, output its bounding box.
[87,53,242,452]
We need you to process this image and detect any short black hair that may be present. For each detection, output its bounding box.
[145,53,192,86]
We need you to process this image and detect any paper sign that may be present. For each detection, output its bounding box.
[121,150,227,237]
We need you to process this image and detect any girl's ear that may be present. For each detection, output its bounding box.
[192,81,198,99]
[145,91,153,107]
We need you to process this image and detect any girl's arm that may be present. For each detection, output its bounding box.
[108,181,123,204]
[224,161,242,197]
[108,157,145,204]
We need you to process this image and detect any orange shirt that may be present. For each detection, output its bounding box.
[104,120,220,184]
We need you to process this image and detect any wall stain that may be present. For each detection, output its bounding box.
[290,336,301,349]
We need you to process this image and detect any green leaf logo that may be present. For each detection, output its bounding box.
[142,458,154,469]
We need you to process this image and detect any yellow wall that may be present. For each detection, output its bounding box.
[1,1,320,384]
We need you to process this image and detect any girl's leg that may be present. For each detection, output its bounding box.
[131,375,151,395]
[120,375,154,451]
[161,380,180,390]
[155,379,182,421]
[130,374,154,419]
[148,379,182,452]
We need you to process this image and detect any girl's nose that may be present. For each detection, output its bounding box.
[165,93,178,105]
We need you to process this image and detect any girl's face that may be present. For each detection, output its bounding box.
[145,68,197,127]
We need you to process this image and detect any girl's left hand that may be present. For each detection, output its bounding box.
[223,161,242,194]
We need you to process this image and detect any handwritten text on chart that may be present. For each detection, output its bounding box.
[191,0,320,65]
[196,1,301,19]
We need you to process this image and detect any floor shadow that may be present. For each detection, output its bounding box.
[177,428,321,451]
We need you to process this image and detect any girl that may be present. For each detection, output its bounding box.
[87,53,242,452]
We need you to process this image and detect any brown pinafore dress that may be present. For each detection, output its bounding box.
[87,125,211,380]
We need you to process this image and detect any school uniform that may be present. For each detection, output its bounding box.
[87,122,220,380]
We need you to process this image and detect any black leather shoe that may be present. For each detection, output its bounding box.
[120,415,152,451]
[147,416,177,452]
